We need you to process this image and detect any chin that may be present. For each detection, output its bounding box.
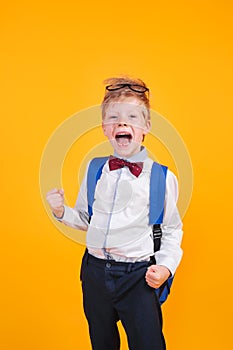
[111,139,141,158]
[115,147,137,158]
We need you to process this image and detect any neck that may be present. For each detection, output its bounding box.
[114,146,147,162]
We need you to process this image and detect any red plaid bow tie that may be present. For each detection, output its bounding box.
[108,156,143,177]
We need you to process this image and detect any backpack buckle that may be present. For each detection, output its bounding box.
[152,224,162,239]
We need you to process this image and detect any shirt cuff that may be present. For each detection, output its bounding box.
[154,253,183,276]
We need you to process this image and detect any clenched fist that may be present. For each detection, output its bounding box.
[145,265,170,289]
[46,188,65,218]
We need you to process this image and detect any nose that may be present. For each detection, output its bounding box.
[118,122,127,126]
[117,116,128,126]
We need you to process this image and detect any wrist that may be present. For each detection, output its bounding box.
[157,265,171,279]
[53,207,64,219]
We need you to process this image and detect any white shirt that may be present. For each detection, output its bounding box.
[59,147,183,275]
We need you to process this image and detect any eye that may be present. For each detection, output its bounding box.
[129,115,137,119]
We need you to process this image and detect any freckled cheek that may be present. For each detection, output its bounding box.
[133,131,144,143]
[103,125,115,140]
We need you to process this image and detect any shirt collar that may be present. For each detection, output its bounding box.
[113,146,148,162]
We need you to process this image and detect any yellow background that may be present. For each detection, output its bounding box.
[1,1,233,349]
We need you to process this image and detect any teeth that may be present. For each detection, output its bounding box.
[116,133,131,137]
[115,132,132,146]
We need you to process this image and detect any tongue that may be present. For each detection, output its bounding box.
[116,136,130,145]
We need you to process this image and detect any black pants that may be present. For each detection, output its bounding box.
[80,251,166,350]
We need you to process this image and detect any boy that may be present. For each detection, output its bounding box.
[46,77,183,350]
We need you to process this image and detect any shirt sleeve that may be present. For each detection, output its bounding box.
[154,169,183,275]
[54,163,90,231]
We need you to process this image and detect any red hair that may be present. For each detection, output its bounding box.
[101,76,150,121]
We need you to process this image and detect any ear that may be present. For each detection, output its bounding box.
[143,120,151,136]
[102,121,107,136]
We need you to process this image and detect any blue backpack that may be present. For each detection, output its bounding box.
[86,156,174,305]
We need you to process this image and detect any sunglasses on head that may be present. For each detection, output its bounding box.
[106,83,149,94]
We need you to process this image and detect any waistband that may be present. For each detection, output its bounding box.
[87,252,151,272]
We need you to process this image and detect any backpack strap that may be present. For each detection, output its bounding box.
[149,162,167,225]
[149,163,174,305]
[87,157,109,217]
[149,162,167,254]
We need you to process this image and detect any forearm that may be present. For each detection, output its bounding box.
[55,205,89,231]
[54,162,90,231]
[155,169,183,275]
[155,223,183,276]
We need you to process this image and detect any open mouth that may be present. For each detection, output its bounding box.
[115,132,132,146]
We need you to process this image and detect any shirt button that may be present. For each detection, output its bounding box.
[106,262,111,268]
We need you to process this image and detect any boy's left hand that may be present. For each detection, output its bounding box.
[145,265,171,289]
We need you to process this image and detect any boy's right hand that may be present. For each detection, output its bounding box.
[46,188,65,218]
